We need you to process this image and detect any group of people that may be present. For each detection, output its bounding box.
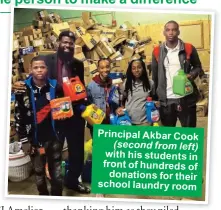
[12,20,203,196]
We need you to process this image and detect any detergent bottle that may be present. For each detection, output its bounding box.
[173,69,193,96]
[50,97,74,120]
[153,122,159,126]
[80,104,106,126]
[63,76,87,101]
[108,85,120,107]
[146,97,160,123]
[115,109,132,125]
[110,113,117,125]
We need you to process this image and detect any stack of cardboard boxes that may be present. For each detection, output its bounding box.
[12,10,154,87]
[11,10,209,138]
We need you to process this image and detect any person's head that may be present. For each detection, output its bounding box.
[97,58,111,81]
[30,55,48,81]
[125,59,150,94]
[163,20,180,43]
[58,30,75,62]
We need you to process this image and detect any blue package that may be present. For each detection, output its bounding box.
[19,46,35,56]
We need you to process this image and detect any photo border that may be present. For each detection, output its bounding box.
[5,4,215,205]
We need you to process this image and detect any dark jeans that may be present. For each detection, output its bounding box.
[32,139,63,196]
[62,115,85,187]
[159,99,197,127]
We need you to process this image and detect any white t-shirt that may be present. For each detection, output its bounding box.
[164,41,184,99]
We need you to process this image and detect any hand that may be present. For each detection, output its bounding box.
[12,81,26,93]
[45,163,51,180]
[187,74,193,80]
[116,107,125,116]
[92,104,98,110]
[154,101,160,108]
[22,142,31,155]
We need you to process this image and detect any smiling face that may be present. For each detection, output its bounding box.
[164,22,179,43]
[58,36,75,62]
[31,60,48,81]
[98,59,111,81]
[59,36,74,54]
[131,60,143,79]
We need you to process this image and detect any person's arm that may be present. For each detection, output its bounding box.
[187,45,203,80]
[86,84,94,105]
[14,92,32,154]
[78,61,85,86]
[149,79,156,99]
[151,51,158,100]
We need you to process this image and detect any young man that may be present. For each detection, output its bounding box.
[151,20,203,127]
[13,31,90,194]
[14,55,63,196]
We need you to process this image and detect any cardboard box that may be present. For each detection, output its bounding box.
[95,41,115,58]
[88,63,98,74]
[196,98,208,117]
[82,12,96,29]
[51,22,70,37]
[75,26,86,38]
[101,28,116,40]
[120,21,133,30]
[68,20,83,28]
[13,33,17,40]
[21,73,29,80]
[33,20,44,27]
[87,29,101,37]
[74,52,86,62]
[13,40,19,51]
[34,45,46,52]
[74,45,82,54]
[69,24,76,33]
[40,23,51,33]
[35,10,49,21]
[23,28,42,36]
[84,74,93,86]
[83,60,90,76]
[14,32,23,39]
[44,32,57,44]
[116,29,135,39]
[12,63,19,69]
[48,13,62,23]
[120,57,130,72]
[138,37,152,45]
[109,51,123,61]
[22,52,38,73]
[29,35,34,42]
[20,36,30,47]
[81,34,100,50]
[38,50,55,56]
[87,49,100,61]
[123,46,135,58]
[135,45,146,54]
[111,61,121,72]
[116,29,129,38]
[75,37,85,47]
[32,39,44,47]
[111,35,127,47]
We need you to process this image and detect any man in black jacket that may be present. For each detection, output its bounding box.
[151,20,203,127]
[13,31,90,194]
